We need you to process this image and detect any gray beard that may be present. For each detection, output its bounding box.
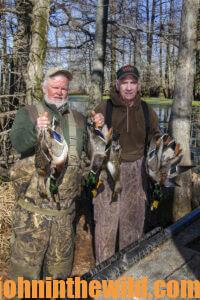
[44,95,68,109]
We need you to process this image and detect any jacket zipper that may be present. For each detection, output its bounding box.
[127,106,129,132]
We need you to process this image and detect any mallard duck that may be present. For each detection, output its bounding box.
[87,121,112,173]
[87,121,121,199]
[35,127,68,206]
[146,134,192,187]
[105,132,122,201]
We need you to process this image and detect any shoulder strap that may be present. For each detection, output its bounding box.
[105,99,113,129]
[68,110,78,162]
[141,100,150,157]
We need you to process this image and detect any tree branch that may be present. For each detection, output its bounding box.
[114,22,180,48]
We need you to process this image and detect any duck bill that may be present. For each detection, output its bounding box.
[164,179,181,188]
[178,165,195,174]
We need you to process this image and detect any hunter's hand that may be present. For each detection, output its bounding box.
[91,111,104,128]
[36,112,50,129]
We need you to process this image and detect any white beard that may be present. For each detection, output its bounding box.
[44,95,68,109]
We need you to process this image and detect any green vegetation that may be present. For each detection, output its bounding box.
[70,95,200,107]
[143,98,172,105]
[191,101,200,107]
[143,98,200,106]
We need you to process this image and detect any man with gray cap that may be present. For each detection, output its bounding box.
[93,65,160,264]
[8,66,103,282]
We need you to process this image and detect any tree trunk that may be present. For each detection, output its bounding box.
[169,45,176,98]
[11,0,32,106]
[122,37,125,64]
[1,1,9,99]
[146,0,156,96]
[159,0,164,97]
[88,0,109,110]
[194,7,200,99]
[145,0,150,96]
[26,0,51,104]
[110,0,117,89]
[149,0,156,66]
[164,0,175,99]
[165,42,170,98]
[168,0,198,221]
[169,0,176,99]
[134,0,141,71]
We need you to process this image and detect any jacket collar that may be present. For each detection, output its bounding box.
[43,100,70,114]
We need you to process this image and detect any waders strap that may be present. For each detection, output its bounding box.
[68,110,78,164]
[141,100,150,157]
[105,99,113,129]
[18,198,74,217]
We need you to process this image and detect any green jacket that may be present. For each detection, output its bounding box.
[10,100,87,159]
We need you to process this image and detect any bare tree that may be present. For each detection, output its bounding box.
[159,0,164,97]
[145,0,156,95]
[0,0,9,98]
[88,0,109,109]
[165,0,176,99]
[169,0,198,221]
[26,0,51,104]
[133,0,141,70]
[194,7,200,99]
[11,0,33,106]
[110,0,117,89]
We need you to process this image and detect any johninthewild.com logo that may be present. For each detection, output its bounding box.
[1,276,200,299]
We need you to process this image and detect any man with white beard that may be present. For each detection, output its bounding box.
[8,67,103,284]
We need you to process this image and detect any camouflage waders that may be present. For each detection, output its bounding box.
[93,157,146,264]
[9,204,74,281]
[9,164,81,281]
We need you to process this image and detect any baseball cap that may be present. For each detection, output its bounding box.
[45,66,73,81]
[117,65,140,80]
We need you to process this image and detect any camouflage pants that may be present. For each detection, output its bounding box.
[93,157,146,264]
[9,204,75,281]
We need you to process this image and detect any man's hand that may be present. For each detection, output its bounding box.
[91,111,104,128]
[36,112,50,129]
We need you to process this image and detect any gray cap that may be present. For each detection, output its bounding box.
[45,66,73,81]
